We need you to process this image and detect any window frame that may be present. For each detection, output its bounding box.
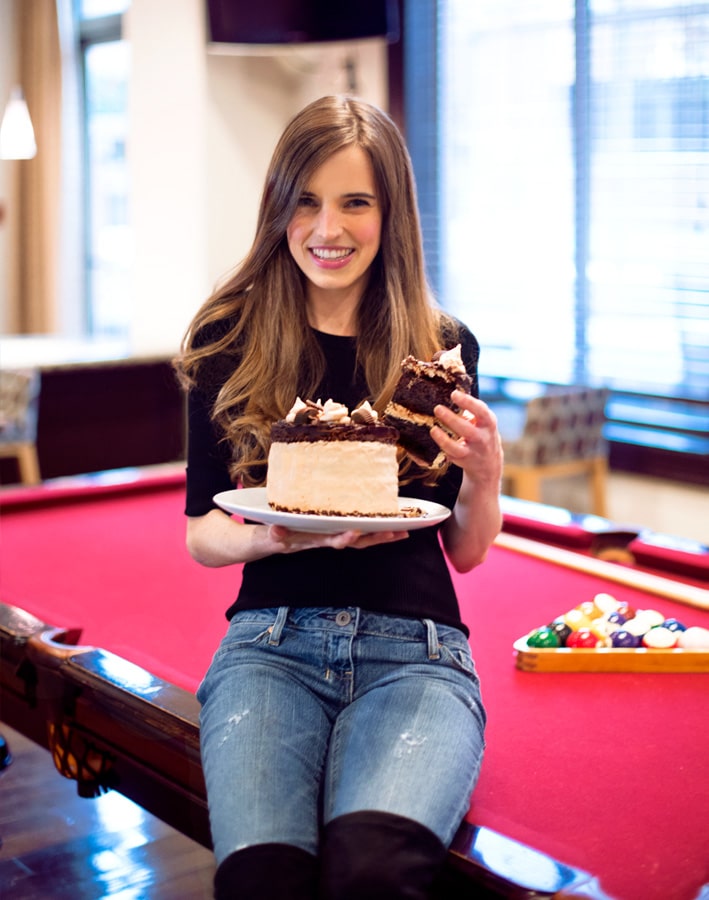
[393,0,709,486]
[74,5,126,335]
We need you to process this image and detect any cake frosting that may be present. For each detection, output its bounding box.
[266,398,401,516]
[384,344,473,468]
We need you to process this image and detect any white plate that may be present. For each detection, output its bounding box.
[213,488,451,534]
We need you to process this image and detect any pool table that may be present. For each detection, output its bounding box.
[1,469,708,900]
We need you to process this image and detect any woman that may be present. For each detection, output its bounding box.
[177,95,503,900]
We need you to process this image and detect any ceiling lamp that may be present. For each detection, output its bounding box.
[0,86,37,160]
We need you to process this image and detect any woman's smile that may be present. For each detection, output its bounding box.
[309,246,355,266]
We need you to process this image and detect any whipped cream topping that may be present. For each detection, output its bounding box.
[285,397,309,423]
[284,397,380,426]
[433,344,465,374]
[321,399,350,423]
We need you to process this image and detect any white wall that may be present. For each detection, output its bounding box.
[127,0,388,356]
[0,0,388,355]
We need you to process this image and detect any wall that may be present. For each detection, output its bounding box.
[126,0,388,356]
[0,0,388,354]
[0,0,19,334]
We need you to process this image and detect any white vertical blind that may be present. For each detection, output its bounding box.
[439,0,709,401]
[588,1,709,399]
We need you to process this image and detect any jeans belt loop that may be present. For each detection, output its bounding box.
[268,606,289,646]
[423,618,440,660]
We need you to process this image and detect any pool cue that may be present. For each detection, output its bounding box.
[495,531,709,611]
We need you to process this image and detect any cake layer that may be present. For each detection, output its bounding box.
[389,356,472,415]
[270,421,398,445]
[383,347,473,468]
[383,402,446,469]
[266,440,400,516]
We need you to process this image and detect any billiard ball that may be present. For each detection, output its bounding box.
[623,618,651,638]
[527,627,561,648]
[633,609,665,630]
[663,618,687,633]
[678,626,709,650]
[592,592,621,614]
[642,626,678,649]
[615,602,636,620]
[611,629,641,648]
[607,611,627,627]
[566,628,603,648]
[576,600,603,620]
[563,609,593,631]
[549,621,573,646]
[588,624,612,647]
[591,616,620,637]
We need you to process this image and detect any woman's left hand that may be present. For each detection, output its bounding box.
[430,390,503,487]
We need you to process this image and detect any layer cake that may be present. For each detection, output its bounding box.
[266,398,400,517]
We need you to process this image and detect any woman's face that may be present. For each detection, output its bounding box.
[287,145,382,308]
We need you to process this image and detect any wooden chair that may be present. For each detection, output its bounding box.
[0,369,41,485]
[499,386,609,517]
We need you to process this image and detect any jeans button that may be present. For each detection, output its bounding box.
[335,611,352,627]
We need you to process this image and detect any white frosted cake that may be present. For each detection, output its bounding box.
[266,398,400,517]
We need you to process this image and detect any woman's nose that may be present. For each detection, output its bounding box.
[314,204,343,239]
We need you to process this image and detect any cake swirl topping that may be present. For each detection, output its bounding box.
[432,343,466,374]
[284,397,380,427]
[288,398,323,424]
[321,399,350,424]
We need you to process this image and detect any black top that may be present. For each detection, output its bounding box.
[185,324,480,633]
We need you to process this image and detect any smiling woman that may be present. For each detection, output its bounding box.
[174,94,503,900]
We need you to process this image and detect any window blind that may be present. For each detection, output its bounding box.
[438,0,709,402]
[588,1,709,400]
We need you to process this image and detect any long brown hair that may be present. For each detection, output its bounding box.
[177,94,456,485]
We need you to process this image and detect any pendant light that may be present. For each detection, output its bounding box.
[0,86,37,160]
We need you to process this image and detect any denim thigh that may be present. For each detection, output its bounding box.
[196,607,486,864]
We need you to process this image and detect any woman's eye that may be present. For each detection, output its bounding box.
[346,197,371,208]
[297,195,317,208]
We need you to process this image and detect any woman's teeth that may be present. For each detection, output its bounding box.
[311,248,352,260]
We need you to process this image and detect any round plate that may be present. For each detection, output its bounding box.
[213,488,451,534]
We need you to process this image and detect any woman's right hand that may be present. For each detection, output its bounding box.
[267,524,409,553]
[187,508,407,567]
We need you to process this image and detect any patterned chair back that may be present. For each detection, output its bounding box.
[0,369,40,444]
[503,387,609,466]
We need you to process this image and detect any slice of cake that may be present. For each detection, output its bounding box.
[266,398,400,517]
[384,344,473,468]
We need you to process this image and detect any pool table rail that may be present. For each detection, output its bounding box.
[1,599,611,899]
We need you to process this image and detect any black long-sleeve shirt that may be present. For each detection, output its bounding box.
[185,325,479,633]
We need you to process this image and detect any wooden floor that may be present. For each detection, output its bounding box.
[0,724,501,899]
[0,724,216,899]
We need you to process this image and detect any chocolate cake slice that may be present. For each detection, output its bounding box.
[384,345,472,468]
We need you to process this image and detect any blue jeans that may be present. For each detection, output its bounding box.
[197,606,486,865]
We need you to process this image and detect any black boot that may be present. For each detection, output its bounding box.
[319,811,448,900]
[214,842,318,900]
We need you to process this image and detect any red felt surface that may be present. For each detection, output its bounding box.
[0,480,236,693]
[453,555,709,900]
[2,479,708,900]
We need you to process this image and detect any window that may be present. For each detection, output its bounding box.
[427,0,708,405]
[76,0,131,337]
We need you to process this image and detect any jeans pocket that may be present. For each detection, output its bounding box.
[214,610,281,658]
[438,638,478,678]
[197,615,276,705]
